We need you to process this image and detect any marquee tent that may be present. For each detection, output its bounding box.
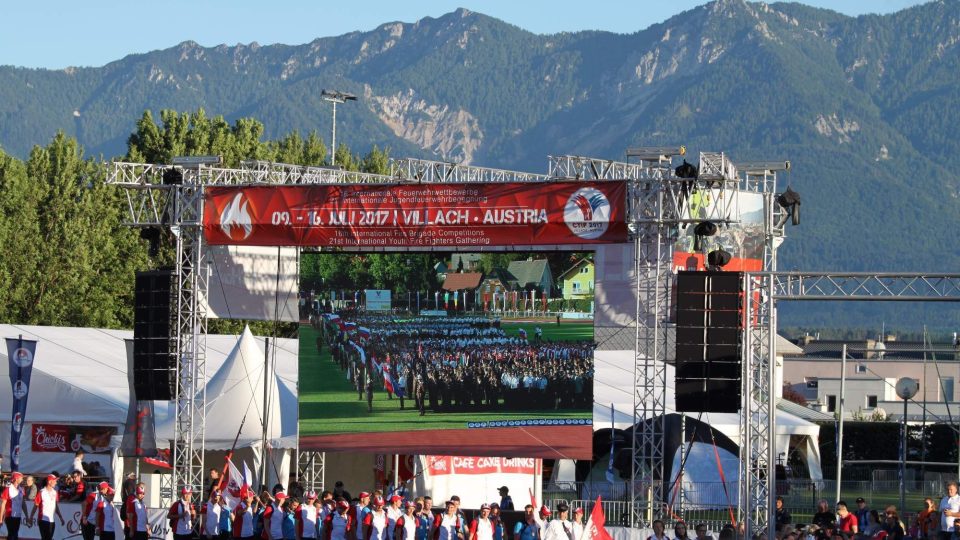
[0,324,297,489]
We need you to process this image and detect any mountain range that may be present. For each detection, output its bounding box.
[1,0,958,329]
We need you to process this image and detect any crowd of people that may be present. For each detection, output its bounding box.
[317,315,594,414]
[766,482,960,540]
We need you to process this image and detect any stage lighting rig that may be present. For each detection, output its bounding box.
[776,187,801,227]
[707,248,732,269]
[693,220,718,251]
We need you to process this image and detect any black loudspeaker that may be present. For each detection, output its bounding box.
[133,269,175,401]
[675,271,744,413]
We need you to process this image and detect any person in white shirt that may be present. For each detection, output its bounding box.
[648,520,669,540]
[467,504,494,540]
[201,489,224,539]
[542,503,572,540]
[0,471,29,540]
[28,474,65,540]
[395,501,417,540]
[570,508,584,540]
[386,496,404,540]
[940,482,960,540]
[73,451,87,476]
[267,493,288,540]
[364,496,389,540]
[298,492,319,540]
[168,486,197,540]
[126,484,149,540]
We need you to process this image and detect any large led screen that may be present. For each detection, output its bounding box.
[298,251,595,459]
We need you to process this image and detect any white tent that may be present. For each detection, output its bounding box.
[0,324,298,489]
[591,349,823,480]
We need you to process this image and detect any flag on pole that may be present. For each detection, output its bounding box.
[7,336,37,472]
[580,497,611,540]
[223,458,254,510]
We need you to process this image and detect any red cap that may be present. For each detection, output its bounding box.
[306,491,317,500]
[373,496,385,506]
[480,503,490,510]
[337,500,350,510]
[390,495,403,504]
[11,472,23,481]
[181,485,193,495]
[98,481,110,491]
[404,501,416,509]
[359,491,371,499]
[136,486,146,495]
[275,492,288,500]
[46,474,57,483]
[574,508,584,515]
[540,505,551,516]
[106,487,116,495]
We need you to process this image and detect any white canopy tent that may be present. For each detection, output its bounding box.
[0,324,298,490]
[590,349,823,480]
[155,326,298,489]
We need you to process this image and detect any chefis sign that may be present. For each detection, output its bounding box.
[203,182,627,247]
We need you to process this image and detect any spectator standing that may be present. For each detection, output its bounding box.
[813,500,834,529]
[202,490,225,540]
[942,482,960,540]
[854,499,870,533]
[914,498,938,540]
[949,519,960,540]
[861,510,882,537]
[97,487,120,540]
[74,451,87,476]
[233,490,259,540]
[432,501,461,540]
[323,500,353,540]
[467,504,494,540]
[513,506,539,540]
[206,469,222,500]
[836,501,857,535]
[694,524,715,540]
[648,520,669,540]
[882,506,905,540]
[674,522,691,540]
[333,482,352,504]
[1,472,29,540]
[126,484,148,540]
[496,488,513,512]
[29,474,65,540]
[570,508,584,540]
[23,476,37,501]
[776,496,792,532]
[396,501,417,540]
[168,486,197,540]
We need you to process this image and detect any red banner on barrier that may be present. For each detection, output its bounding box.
[203,182,627,247]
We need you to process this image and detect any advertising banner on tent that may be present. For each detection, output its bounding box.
[202,182,627,247]
[31,424,116,454]
[419,455,542,509]
[7,336,36,471]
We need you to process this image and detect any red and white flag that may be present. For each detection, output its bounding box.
[580,496,612,540]
[222,458,253,510]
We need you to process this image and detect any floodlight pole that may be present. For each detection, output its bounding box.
[321,90,357,167]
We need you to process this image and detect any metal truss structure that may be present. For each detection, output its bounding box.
[107,150,789,523]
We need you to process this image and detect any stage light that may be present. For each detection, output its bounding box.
[321,89,358,167]
[139,227,162,257]
[693,221,717,251]
[776,187,801,227]
[707,248,732,269]
[675,159,698,179]
[162,168,183,186]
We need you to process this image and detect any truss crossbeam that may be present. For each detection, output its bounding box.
[390,158,552,183]
[549,155,653,180]
[769,273,960,300]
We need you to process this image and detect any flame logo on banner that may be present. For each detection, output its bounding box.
[564,187,611,240]
[219,193,253,241]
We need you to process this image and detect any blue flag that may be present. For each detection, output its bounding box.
[8,337,37,471]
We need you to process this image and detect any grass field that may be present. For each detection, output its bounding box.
[298,319,595,437]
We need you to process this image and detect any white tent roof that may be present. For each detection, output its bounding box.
[593,349,820,439]
[155,326,298,449]
[0,324,298,445]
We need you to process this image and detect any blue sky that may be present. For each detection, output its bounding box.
[2,0,927,69]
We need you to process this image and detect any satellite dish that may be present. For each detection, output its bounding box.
[895,377,919,400]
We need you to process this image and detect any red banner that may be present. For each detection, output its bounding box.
[203,182,627,247]
[32,424,116,454]
[425,456,538,476]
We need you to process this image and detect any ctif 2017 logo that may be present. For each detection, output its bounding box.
[219,192,254,241]
[563,187,611,240]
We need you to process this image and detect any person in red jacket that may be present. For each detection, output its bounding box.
[233,490,259,540]
[126,484,149,540]
[97,487,120,540]
[168,486,197,540]
[324,500,354,540]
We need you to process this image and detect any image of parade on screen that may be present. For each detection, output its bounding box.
[296,250,595,456]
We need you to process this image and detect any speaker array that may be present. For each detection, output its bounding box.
[674,271,743,413]
[133,270,175,401]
